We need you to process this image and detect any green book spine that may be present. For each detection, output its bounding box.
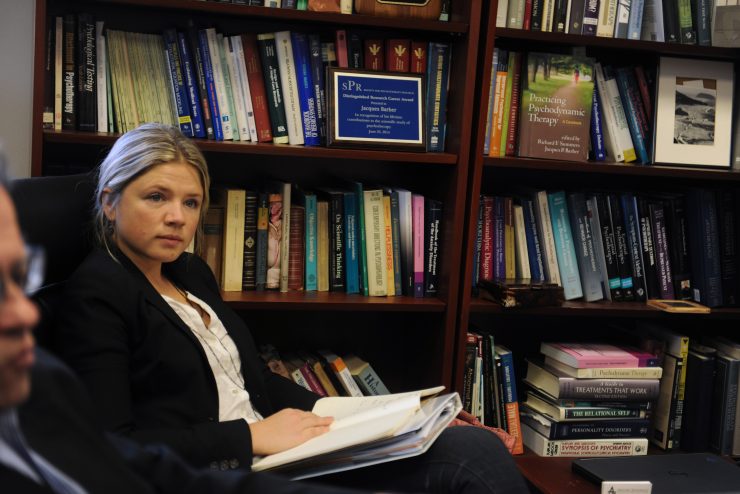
[257,33,289,144]
[678,0,696,44]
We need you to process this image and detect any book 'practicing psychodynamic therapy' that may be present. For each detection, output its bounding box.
[517,53,595,162]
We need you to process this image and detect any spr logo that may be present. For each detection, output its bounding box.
[342,80,362,91]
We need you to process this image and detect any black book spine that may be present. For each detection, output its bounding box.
[424,199,442,297]
[329,193,345,292]
[608,194,635,300]
[257,35,290,143]
[76,13,96,131]
[637,196,660,299]
[242,191,258,291]
[665,195,693,300]
[553,0,569,32]
[568,0,587,34]
[62,14,76,130]
[717,190,738,306]
[661,0,681,42]
[595,193,623,301]
[43,16,55,129]
[530,0,544,30]
[681,350,715,452]
[348,32,363,69]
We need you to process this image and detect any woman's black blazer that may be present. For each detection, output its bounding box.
[55,248,319,470]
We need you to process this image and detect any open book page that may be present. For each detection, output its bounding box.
[252,386,446,472]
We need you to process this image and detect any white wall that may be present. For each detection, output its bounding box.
[0,0,35,178]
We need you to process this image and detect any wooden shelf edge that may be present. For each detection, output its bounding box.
[93,0,469,33]
[43,130,458,165]
[494,28,739,60]
[222,291,447,312]
[483,157,740,181]
[469,298,740,318]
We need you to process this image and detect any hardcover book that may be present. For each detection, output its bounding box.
[541,342,660,368]
[518,53,595,162]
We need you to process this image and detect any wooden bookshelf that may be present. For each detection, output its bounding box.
[31,0,483,391]
[457,0,740,484]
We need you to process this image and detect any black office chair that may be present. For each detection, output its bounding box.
[9,173,97,350]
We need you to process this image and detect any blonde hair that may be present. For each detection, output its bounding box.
[94,123,210,256]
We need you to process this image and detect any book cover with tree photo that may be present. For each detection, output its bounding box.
[518,53,595,161]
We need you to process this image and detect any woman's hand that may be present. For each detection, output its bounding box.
[250,408,333,456]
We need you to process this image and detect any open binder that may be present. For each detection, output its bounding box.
[251,387,462,479]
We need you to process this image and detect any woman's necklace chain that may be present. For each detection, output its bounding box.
[173,285,246,390]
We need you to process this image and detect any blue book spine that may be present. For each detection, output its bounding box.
[472,195,483,288]
[620,194,647,301]
[548,191,584,300]
[390,191,403,296]
[163,29,194,137]
[582,0,600,35]
[627,0,645,39]
[425,42,452,152]
[523,199,545,282]
[590,81,606,161]
[615,68,649,164]
[290,32,319,146]
[343,191,360,294]
[493,196,506,280]
[496,348,519,404]
[304,193,318,291]
[177,32,206,138]
[483,48,498,156]
[307,35,326,145]
[198,30,223,141]
[687,189,723,307]
[694,0,712,46]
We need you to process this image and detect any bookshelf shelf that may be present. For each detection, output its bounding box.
[43,130,458,165]
[483,157,740,182]
[494,28,740,60]
[470,299,740,319]
[222,291,446,311]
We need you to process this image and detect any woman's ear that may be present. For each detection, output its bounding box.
[101,187,116,222]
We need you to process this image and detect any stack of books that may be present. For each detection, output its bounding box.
[521,342,661,457]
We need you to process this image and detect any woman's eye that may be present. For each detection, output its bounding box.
[147,193,164,202]
[184,199,199,209]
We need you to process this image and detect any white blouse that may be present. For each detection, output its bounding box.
[162,291,264,424]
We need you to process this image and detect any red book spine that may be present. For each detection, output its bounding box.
[385,39,410,72]
[241,33,273,142]
[633,66,653,125]
[410,41,427,74]
[363,39,384,71]
[335,30,348,68]
[288,205,305,291]
[523,0,534,30]
[300,362,327,396]
[479,196,494,281]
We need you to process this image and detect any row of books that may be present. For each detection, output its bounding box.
[259,344,391,397]
[202,183,443,297]
[462,330,525,454]
[521,328,740,457]
[496,0,726,46]
[43,14,453,152]
[472,187,740,307]
[485,50,657,164]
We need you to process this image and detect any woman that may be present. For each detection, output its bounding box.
[56,124,528,493]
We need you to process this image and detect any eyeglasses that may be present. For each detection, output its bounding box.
[0,244,45,303]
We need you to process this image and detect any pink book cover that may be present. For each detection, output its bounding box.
[335,30,348,68]
[541,342,659,369]
[412,194,425,298]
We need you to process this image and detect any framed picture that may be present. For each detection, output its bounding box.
[327,68,425,150]
[653,56,735,168]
